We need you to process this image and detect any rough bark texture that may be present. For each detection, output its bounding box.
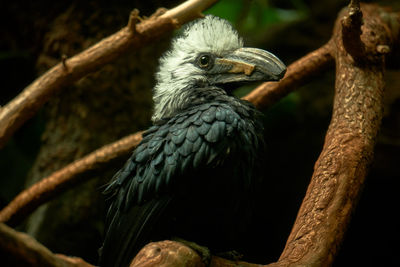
[130,241,205,267]
[275,3,391,266]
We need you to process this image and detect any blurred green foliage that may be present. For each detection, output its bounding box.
[206,0,307,31]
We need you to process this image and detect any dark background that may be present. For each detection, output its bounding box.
[1,0,399,266]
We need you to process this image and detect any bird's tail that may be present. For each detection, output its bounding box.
[99,196,172,267]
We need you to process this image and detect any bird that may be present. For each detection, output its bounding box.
[99,15,286,267]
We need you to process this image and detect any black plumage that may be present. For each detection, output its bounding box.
[99,15,286,267]
[101,89,263,267]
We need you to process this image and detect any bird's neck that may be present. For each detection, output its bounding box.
[152,83,240,122]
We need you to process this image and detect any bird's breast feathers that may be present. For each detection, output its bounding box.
[107,100,261,210]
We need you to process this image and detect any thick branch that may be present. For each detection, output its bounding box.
[276,4,390,267]
[129,241,260,267]
[0,0,218,149]
[0,132,143,226]
[0,222,93,267]
[130,241,205,267]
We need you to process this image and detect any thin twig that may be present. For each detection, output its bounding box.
[159,0,218,25]
[61,55,68,70]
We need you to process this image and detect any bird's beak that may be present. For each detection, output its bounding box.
[211,47,286,85]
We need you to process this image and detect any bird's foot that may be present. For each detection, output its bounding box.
[172,237,211,266]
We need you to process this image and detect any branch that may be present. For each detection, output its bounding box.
[276,3,391,266]
[244,42,334,110]
[0,132,143,226]
[130,241,205,267]
[0,0,218,149]
[0,222,94,267]
[129,241,260,267]
[159,0,218,24]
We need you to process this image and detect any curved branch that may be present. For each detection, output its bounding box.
[276,3,390,267]
[0,222,94,267]
[0,132,143,226]
[130,241,205,267]
[244,42,334,110]
[129,240,261,267]
[0,0,218,149]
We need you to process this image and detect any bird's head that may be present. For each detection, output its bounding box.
[152,15,286,122]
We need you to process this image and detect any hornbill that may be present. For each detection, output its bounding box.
[99,15,286,267]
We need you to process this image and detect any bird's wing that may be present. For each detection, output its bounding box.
[99,102,259,267]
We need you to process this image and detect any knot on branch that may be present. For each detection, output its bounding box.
[127,9,140,34]
[61,54,69,71]
[376,44,390,54]
[341,0,365,62]
[150,8,168,19]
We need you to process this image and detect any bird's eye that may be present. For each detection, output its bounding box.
[197,54,212,68]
